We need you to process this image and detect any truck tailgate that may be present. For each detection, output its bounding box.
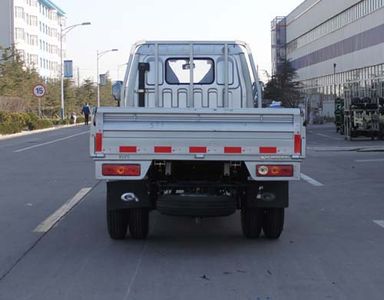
[91,107,305,161]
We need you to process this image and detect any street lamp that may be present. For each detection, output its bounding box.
[117,62,128,80]
[60,22,91,120]
[97,48,118,107]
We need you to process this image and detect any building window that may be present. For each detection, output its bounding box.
[287,0,384,54]
[31,16,38,26]
[15,6,24,19]
[30,35,38,46]
[18,50,25,61]
[30,55,38,66]
[15,28,25,41]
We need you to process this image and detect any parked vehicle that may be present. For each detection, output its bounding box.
[90,41,306,240]
[343,97,380,140]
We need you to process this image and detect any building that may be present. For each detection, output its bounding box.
[0,0,65,79]
[272,0,384,117]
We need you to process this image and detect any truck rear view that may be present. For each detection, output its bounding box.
[90,41,305,240]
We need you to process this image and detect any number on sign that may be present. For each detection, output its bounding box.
[33,84,46,97]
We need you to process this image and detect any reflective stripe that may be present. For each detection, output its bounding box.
[224,146,242,154]
[189,146,207,153]
[294,134,302,154]
[120,146,137,153]
[259,147,277,154]
[95,133,102,152]
[154,146,172,153]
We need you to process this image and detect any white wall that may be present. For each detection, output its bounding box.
[287,3,384,81]
[286,0,360,42]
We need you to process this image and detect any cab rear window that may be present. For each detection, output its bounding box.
[165,58,214,84]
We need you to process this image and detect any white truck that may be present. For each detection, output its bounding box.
[90,41,305,240]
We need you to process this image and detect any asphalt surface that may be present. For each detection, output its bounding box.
[0,123,384,299]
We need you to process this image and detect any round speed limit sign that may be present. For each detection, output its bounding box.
[33,84,46,97]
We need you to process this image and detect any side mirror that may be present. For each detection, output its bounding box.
[112,81,123,101]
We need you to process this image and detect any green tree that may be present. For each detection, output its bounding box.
[43,79,60,117]
[264,60,302,107]
[76,78,96,108]
[0,46,42,113]
[100,75,116,107]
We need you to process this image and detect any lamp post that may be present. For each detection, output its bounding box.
[60,22,91,120]
[117,62,128,80]
[96,49,118,107]
[333,63,337,98]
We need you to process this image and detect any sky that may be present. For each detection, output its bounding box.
[54,0,304,83]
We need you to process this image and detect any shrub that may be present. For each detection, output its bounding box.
[27,118,53,130]
[52,119,70,125]
[0,111,58,134]
[0,112,26,134]
[76,116,85,124]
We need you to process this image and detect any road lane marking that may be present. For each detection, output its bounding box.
[124,241,148,300]
[300,173,324,186]
[315,133,341,140]
[34,187,92,233]
[355,159,384,163]
[373,220,384,228]
[123,218,158,300]
[14,131,89,153]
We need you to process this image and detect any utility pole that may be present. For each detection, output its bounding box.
[59,22,91,119]
[77,67,80,87]
[96,48,118,107]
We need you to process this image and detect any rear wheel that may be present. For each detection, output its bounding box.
[107,209,129,240]
[128,208,149,239]
[262,208,284,239]
[241,207,263,239]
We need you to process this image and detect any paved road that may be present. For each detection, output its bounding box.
[0,124,383,299]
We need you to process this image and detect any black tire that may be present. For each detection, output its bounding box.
[263,208,284,239]
[241,207,263,239]
[107,209,129,240]
[128,208,149,239]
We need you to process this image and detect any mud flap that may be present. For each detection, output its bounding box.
[107,181,152,210]
[245,181,288,208]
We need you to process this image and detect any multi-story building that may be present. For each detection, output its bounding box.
[272,0,384,117]
[0,0,65,79]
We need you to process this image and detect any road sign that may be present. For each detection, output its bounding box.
[33,84,46,97]
[64,60,73,78]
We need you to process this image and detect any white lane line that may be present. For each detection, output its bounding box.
[14,131,89,153]
[355,159,384,163]
[34,187,92,233]
[373,220,384,228]
[315,133,341,141]
[300,173,324,186]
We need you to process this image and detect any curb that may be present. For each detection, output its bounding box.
[0,124,84,141]
[308,146,384,152]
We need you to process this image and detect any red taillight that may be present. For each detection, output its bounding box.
[95,133,102,152]
[102,164,141,176]
[294,134,302,154]
[256,165,293,177]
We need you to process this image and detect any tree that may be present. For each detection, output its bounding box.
[0,46,42,113]
[1,47,117,117]
[264,60,302,108]
[99,75,116,107]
